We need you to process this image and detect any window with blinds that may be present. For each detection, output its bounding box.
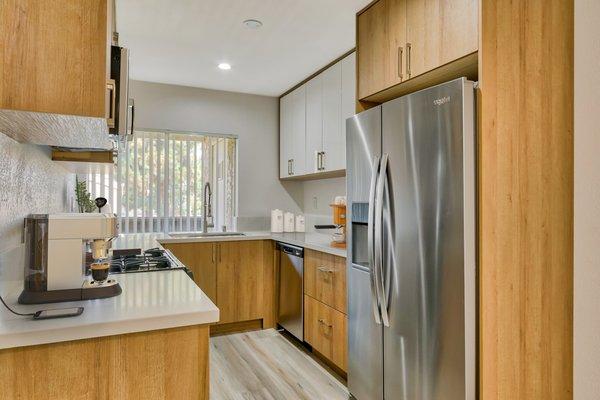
[86,130,237,234]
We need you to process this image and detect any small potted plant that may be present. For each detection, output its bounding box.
[75,177,96,213]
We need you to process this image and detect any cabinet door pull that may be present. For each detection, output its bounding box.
[218,244,221,262]
[317,266,334,274]
[212,243,216,263]
[107,79,116,128]
[318,318,333,328]
[288,159,291,175]
[406,43,412,79]
[397,46,403,80]
[291,159,294,175]
[320,152,325,171]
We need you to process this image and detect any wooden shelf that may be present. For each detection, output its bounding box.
[51,148,116,173]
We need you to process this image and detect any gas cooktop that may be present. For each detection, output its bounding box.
[106,248,193,279]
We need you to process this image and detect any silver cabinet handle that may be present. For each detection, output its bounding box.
[291,159,294,175]
[406,43,412,79]
[368,156,382,325]
[374,153,390,327]
[320,152,325,171]
[316,152,322,171]
[318,318,333,328]
[107,79,116,128]
[397,46,403,80]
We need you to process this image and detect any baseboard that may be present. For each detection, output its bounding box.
[210,319,263,336]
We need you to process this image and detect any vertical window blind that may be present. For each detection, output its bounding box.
[86,130,237,234]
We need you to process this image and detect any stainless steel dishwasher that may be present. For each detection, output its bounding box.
[276,242,304,341]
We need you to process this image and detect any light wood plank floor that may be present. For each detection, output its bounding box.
[210,329,349,400]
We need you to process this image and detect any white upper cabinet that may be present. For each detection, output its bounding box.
[279,52,356,179]
[290,85,307,176]
[321,61,343,172]
[306,76,323,173]
[279,95,292,178]
[341,52,357,158]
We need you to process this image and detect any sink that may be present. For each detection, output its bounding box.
[168,232,246,238]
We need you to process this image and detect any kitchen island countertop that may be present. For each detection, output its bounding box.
[0,269,219,350]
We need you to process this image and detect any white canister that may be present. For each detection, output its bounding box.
[295,215,305,232]
[271,209,284,233]
[283,212,295,233]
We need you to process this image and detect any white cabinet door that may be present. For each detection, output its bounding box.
[290,85,306,176]
[341,52,356,153]
[322,61,343,171]
[279,94,293,178]
[305,75,323,174]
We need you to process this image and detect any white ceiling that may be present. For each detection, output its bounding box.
[116,0,370,97]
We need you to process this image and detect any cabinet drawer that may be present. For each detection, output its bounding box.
[304,249,346,314]
[304,295,347,371]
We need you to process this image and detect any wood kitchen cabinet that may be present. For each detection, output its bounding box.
[0,0,112,118]
[163,240,275,331]
[357,0,478,102]
[304,295,348,372]
[304,249,347,314]
[0,325,210,400]
[405,0,478,79]
[0,0,117,150]
[303,248,347,372]
[161,242,218,302]
[357,0,407,99]
[217,240,274,325]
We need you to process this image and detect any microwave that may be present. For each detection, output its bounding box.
[108,45,134,139]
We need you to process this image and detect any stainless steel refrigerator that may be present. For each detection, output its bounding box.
[346,78,476,400]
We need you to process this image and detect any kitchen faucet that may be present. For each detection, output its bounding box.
[203,182,214,233]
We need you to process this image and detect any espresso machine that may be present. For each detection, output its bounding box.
[18,213,122,304]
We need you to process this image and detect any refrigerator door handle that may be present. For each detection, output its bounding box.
[375,153,390,327]
[368,156,382,325]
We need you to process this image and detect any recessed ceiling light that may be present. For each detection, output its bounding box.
[218,63,231,70]
[243,19,263,29]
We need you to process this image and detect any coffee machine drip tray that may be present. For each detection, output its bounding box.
[18,282,122,304]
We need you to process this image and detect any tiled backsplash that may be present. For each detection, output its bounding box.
[0,135,74,280]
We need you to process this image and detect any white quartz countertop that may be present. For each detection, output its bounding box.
[0,270,219,350]
[115,231,347,258]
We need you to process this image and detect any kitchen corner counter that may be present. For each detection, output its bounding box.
[123,231,347,258]
[0,270,219,350]
[267,232,347,258]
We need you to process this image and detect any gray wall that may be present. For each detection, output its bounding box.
[574,0,600,397]
[130,80,303,226]
[302,177,346,216]
[0,135,74,279]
